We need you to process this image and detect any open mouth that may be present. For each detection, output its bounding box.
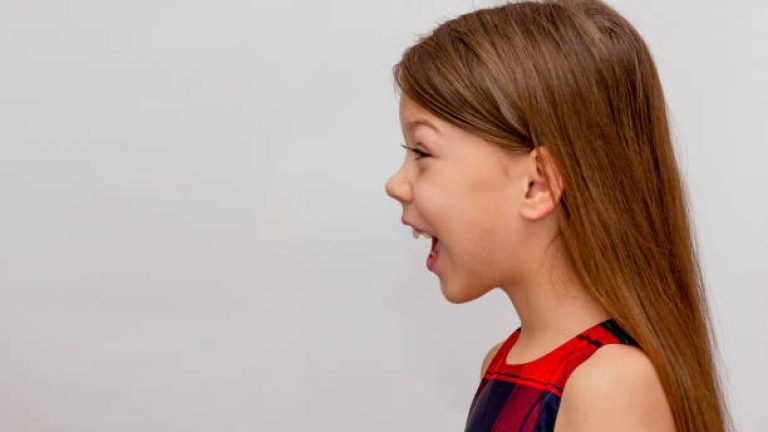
[427,237,440,270]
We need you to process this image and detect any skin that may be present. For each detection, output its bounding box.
[385,94,676,431]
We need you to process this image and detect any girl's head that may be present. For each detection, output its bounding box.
[386,1,732,431]
[386,0,671,302]
[389,93,565,304]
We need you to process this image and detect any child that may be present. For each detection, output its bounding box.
[384,1,732,431]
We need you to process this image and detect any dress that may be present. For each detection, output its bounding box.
[464,318,640,432]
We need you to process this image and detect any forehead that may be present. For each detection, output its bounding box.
[399,96,441,133]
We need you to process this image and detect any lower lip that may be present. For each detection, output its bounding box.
[427,238,440,271]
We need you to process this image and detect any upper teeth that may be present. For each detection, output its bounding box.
[412,228,431,239]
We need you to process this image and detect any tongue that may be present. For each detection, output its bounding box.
[431,237,439,254]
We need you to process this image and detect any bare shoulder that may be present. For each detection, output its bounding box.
[553,344,676,432]
[480,341,504,379]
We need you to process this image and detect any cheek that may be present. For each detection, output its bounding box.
[415,167,509,248]
[460,182,520,260]
[465,180,508,231]
[414,171,482,232]
[412,174,449,212]
[414,191,448,228]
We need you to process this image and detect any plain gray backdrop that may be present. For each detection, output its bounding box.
[1,0,765,430]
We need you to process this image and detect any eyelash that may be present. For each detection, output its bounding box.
[400,143,429,159]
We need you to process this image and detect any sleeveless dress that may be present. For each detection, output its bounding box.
[464,318,640,432]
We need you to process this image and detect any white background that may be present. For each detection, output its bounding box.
[0,0,765,430]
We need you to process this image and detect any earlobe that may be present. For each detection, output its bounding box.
[520,187,556,220]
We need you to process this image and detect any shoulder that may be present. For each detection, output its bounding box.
[553,344,676,432]
[480,341,505,379]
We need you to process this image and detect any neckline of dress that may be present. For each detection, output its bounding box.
[499,318,614,368]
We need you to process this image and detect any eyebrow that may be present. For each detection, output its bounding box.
[404,118,439,133]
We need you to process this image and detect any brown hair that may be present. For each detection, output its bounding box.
[392,1,732,431]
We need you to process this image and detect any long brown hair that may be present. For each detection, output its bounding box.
[392,1,732,431]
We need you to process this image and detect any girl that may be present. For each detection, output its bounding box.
[384,1,732,431]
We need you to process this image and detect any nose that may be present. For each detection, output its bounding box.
[385,164,411,205]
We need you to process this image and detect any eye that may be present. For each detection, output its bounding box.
[400,143,430,159]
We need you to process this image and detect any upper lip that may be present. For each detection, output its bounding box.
[402,217,436,237]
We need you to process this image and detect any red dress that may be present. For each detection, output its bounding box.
[464,318,640,432]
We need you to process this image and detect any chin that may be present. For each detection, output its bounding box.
[440,282,489,304]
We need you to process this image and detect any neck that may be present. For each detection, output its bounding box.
[500,244,610,341]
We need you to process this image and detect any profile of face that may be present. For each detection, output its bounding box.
[385,94,563,303]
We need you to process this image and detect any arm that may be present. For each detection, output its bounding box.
[553,344,676,432]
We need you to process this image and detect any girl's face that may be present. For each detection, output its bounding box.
[386,94,545,303]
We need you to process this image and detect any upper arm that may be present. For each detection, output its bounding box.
[480,341,504,380]
[553,344,676,432]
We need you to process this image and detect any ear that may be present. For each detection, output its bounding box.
[520,146,564,221]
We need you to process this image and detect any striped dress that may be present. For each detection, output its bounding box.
[464,318,640,432]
